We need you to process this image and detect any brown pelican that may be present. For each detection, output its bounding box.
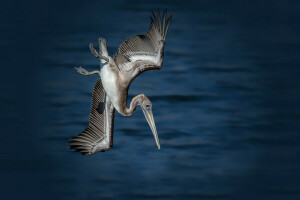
[68,9,172,155]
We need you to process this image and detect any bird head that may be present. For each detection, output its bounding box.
[140,95,160,150]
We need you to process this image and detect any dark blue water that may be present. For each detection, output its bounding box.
[1,0,300,199]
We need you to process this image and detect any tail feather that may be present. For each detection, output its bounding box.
[99,37,108,64]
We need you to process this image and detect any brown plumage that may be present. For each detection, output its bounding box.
[69,9,172,155]
[114,9,172,86]
[68,79,115,155]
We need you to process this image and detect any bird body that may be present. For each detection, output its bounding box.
[69,9,172,155]
[100,61,120,111]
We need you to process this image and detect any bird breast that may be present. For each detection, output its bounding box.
[100,64,120,110]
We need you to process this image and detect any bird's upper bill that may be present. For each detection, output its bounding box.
[141,107,160,149]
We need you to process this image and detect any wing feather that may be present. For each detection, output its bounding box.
[68,79,115,155]
[113,9,172,85]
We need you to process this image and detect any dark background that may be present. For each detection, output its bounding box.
[1,0,300,199]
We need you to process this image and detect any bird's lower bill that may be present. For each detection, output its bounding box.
[142,108,160,149]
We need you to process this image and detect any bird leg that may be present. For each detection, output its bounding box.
[74,67,101,76]
[89,43,109,62]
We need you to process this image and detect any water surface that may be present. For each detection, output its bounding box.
[1,0,300,199]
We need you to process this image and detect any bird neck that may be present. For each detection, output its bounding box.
[122,94,144,116]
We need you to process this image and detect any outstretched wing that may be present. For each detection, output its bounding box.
[68,79,115,155]
[114,9,172,86]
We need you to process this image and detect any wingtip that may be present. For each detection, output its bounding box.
[149,8,172,38]
[168,14,173,22]
[152,8,168,17]
[151,10,156,20]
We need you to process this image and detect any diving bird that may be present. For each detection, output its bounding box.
[68,9,172,155]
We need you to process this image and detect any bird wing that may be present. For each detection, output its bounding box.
[68,79,115,155]
[114,9,172,86]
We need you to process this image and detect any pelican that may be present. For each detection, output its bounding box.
[68,9,172,155]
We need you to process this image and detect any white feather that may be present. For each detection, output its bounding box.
[100,65,119,110]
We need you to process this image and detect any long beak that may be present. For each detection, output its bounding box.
[142,108,160,149]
